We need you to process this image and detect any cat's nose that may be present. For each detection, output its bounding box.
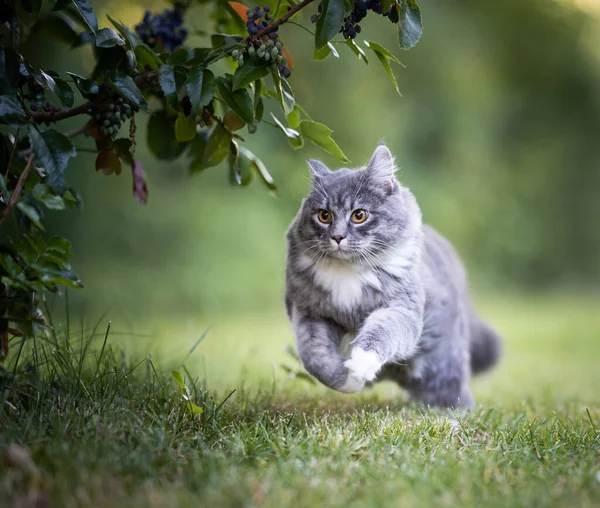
[331,235,345,245]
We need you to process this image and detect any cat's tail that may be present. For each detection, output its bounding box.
[469,317,502,375]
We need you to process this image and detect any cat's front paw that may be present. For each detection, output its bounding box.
[338,348,383,393]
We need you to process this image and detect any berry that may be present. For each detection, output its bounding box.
[135,8,188,52]
[263,5,270,11]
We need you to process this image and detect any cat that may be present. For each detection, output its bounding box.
[284,142,501,408]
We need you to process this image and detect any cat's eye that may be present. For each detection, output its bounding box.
[317,209,333,224]
[351,209,368,224]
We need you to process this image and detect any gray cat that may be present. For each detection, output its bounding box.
[285,143,501,408]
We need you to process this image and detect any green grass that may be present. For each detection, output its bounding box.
[1,294,599,507]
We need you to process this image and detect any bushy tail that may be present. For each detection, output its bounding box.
[469,317,502,375]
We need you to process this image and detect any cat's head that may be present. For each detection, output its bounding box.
[289,143,422,264]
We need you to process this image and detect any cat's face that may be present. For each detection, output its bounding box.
[291,144,417,265]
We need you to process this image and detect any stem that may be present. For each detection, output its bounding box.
[0,153,35,226]
[4,127,21,178]
[288,20,316,36]
[242,0,317,43]
[29,71,158,124]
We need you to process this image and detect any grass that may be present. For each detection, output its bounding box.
[1,293,599,507]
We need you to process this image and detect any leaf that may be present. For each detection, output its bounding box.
[271,113,300,139]
[0,96,27,124]
[203,124,231,168]
[232,62,269,91]
[381,0,394,14]
[147,111,187,160]
[299,120,349,162]
[158,65,178,108]
[186,67,215,113]
[67,73,101,98]
[31,12,80,46]
[168,48,195,65]
[107,71,148,111]
[364,41,402,95]
[315,0,345,50]
[95,149,122,175]
[240,147,276,191]
[54,78,74,107]
[16,202,44,230]
[107,15,141,48]
[346,38,368,64]
[95,27,125,48]
[32,184,66,210]
[228,2,250,22]
[134,44,162,71]
[28,127,76,194]
[0,48,20,94]
[132,160,148,204]
[216,76,254,125]
[287,106,300,129]
[175,113,197,142]
[223,111,245,131]
[271,69,294,117]
[364,41,401,64]
[228,140,254,186]
[71,0,98,33]
[398,0,423,50]
[112,138,133,165]
[314,41,339,61]
[282,46,294,70]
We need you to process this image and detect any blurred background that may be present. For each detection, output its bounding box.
[21,0,600,403]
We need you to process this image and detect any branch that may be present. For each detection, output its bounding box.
[0,153,35,226]
[242,0,317,43]
[29,71,159,124]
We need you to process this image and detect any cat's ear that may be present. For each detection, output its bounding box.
[306,158,330,180]
[367,143,397,194]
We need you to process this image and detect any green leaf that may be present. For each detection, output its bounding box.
[147,111,186,161]
[28,127,76,194]
[253,79,263,123]
[172,370,185,390]
[381,0,394,14]
[216,76,254,125]
[32,184,66,210]
[17,202,44,229]
[186,67,215,113]
[271,69,294,117]
[54,78,74,108]
[203,124,231,168]
[46,236,73,255]
[0,96,27,124]
[271,113,300,139]
[39,268,83,288]
[95,27,125,48]
[346,38,368,64]
[223,111,245,131]
[71,0,98,33]
[112,138,133,166]
[159,65,178,108]
[287,106,300,129]
[315,0,345,50]
[228,140,254,186]
[210,34,243,48]
[134,44,163,71]
[364,41,402,95]
[175,113,197,142]
[67,73,101,98]
[398,0,423,50]
[232,62,269,91]
[107,15,141,48]
[107,71,148,111]
[314,41,339,61]
[240,147,276,191]
[168,48,195,65]
[299,120,349,162]
[31,12,80,46]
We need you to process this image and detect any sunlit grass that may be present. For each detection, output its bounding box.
[1,293,599,507]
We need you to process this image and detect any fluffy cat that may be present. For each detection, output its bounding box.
[285,143,501,408]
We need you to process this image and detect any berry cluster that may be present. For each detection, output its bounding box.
[29,102,62,114]
[237,6,292,78]
[135,9,188,52]
[311,0,392,40]
[91,98,136,139]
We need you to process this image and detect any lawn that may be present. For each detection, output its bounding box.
[1,293,599,507]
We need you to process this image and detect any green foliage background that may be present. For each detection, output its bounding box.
[33,0,597,321]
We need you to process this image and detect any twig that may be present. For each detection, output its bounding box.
[29,71,158,124]
[4,127,21,178]
[242,0,317,43]
[0,153,35,226]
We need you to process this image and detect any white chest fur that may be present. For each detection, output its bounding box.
[298,255,382,310]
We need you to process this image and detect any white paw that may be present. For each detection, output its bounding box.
[338,348,382,393]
